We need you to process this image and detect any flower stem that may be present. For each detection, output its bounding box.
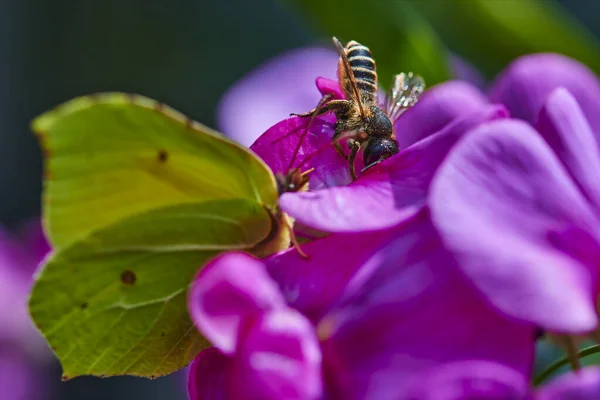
[534,344,600,386]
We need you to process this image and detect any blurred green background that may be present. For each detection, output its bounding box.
[1,0,599,398]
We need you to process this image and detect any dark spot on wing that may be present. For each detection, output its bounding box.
[157,150,168,163]
[120,270,136,285]
[80,302,88,310]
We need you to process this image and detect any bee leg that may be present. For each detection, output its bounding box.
[332,121,349,160]
[290,94,334,117]
[348,141,360,181]
[291,99,352,117]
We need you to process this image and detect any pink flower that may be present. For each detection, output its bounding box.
[187,212,535,399]
[0,218,51,400]
[429,54,600,335]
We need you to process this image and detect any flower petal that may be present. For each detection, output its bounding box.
[489,53,600,136]
[320,212,535,400]
[187,347,230,400]
[315,77,344,100]
[394,80,489,150]
[265,227,395,322]
[404,361,531,400]
[280,105,507,233]
[430,119,600,333]
[217,47,338,146]
[250,114,351,189]
[16,217,50,274]
[188,252,286,354]
[0,348,39,400]
[0,228,35,344]
[229,309,322,400]
[537,367,600,400]
[537,88,600,212]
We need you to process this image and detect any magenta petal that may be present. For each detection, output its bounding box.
[405,361,531,400]
[280,105,507,233]
[250,115,351,189]
[315,77,344,100]
[537,88,600,211]
[229,309,322,400]
[265,227,395,322]
[217,47,338,146]
[537,367,600,400]
[430,119,600,333]
[394,80,489,149]
[489,53,600,135]
[187,347,230,400]
[188,252,286,354]
[321,212,535,400]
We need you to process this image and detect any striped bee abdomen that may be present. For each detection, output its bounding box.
[346,41,378,105]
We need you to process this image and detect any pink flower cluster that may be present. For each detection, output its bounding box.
[187,46,600,399]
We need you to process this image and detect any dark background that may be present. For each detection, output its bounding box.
[0,1,598,399]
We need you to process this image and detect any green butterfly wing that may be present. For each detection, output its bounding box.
[32,93,278,248]
[29,94,283,379]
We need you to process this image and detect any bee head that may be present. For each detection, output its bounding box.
[366,106,393,137]
[362,137,399,170]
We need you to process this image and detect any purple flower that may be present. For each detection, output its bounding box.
[405,361,600,399]
[187,211,535,400]
[429,54,600,334]
[0,218,51,400]
[250,77,505,233]
[216,44,511,237]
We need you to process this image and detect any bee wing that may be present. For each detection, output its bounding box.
[385,73,425,123]
[333,37,366,118]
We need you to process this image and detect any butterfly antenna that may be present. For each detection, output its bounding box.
[286,93,333,172]
[283,217,308,258]
[301,167,315,177]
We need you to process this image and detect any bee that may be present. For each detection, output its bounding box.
[292,37,425,180]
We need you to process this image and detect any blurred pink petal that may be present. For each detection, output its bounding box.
[229,309,322,400]
[187,347,230,400]
[537,367,600,400]
[405,360,531,400]
[188,252,286,354]
[217,47,338,147]
[489,53,600,135]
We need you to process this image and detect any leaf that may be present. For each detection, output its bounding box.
[411,0,600,79]
[32,93,278,249]
[284,0,452,86]
[29,200,273,379]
